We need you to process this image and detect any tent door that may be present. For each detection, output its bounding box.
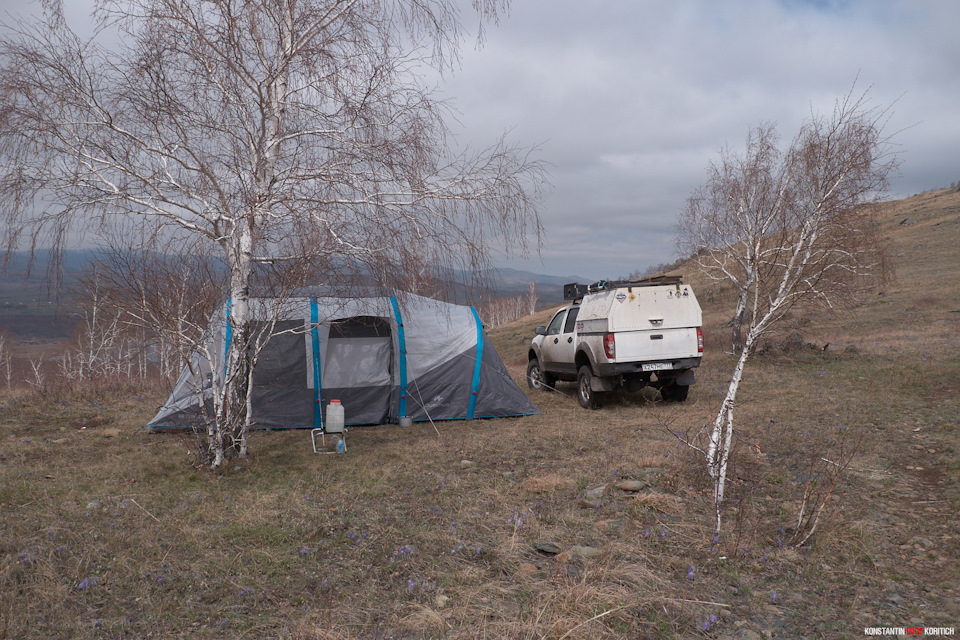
[321,316,393,425]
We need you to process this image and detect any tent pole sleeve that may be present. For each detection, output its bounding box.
[310,298,323,428]
[389,297,408,419]
[467,307,483,419]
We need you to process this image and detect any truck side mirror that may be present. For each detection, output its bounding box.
[535,326,547,336]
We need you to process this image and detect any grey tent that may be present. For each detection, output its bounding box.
[148,291,538,430]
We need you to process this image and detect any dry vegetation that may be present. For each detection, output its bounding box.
[2,190,959,638]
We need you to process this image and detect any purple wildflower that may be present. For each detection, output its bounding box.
[710,614,718,624]
[687,566,695,580]
[77,578,92,590]
[770,592,778,602]
[702,620,711,631]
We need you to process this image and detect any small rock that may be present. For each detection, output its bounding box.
[102,428,121,438]
[517,563,537,577]
[86,500,103,511]
[887,592,904,606]
[459,460,475,469]
[915,537,934,549]
[233,465,245,472]
[532,542,561,555]
[735,630,762,640]
[568,545,603,559]
[583,485,607,500]
[597,519,624,531]
[615,480,648,492]
[435,593,449,608]
[578,499,600,509]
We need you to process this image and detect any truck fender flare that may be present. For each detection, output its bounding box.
[575,347,598,375]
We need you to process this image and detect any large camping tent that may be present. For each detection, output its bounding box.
[148,291,538,430]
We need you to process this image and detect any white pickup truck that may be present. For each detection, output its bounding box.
[527,277,703,408]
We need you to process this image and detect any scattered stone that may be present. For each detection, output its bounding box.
[459,460,475,469]
[434,593,449,608]
[597,519,624,531]
[51,438,69,445]
[532,542,561,555]
[233,466,245,473]
[899,217,915,225]
[615,480,648,492]
[517,563,537,577]
[735,629,762,640]
[102,428,121,438]
[915,537,934,549]
[86,500,103,511]
[887,592,904,606]
[567,545,604,559]
[583,485,607,500]
[577,499,600,510]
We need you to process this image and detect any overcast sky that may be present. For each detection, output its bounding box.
[438,0,960,280]
[5,1,959,282]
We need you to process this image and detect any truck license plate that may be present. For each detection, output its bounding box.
[642,362,672,371]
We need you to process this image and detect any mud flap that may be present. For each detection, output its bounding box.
[675,369,696,386]
[592,376,616,392]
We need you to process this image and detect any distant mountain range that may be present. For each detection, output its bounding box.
[0,250,585,328]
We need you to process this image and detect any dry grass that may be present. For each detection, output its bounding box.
[1,190,959,638]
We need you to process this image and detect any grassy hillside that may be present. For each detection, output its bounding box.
[0,191,957,639]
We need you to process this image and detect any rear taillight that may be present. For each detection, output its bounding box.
[697,327,704,353]
[603,333,616,359]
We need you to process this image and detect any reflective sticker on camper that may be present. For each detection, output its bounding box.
[615,292,627,303]
[628,293,636,302]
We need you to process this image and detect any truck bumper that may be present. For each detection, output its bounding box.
[596,357,702,378]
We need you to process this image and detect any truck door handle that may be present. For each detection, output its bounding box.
[650,334,663,340]
[553,337,559,344]
[567,337,573,343]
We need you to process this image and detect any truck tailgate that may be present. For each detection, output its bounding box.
[614,327,700,362]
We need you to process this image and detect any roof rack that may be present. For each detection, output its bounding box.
[563,275,683,301]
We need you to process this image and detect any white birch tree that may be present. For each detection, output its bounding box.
[0,0,544,467]
[677,91,895,532]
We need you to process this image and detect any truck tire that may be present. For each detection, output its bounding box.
[577,365,604,409]
[660,382,689,402]
[526,359,555,391]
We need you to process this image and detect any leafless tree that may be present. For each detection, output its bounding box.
[75,231,227,381]
[676,90,896,532]
[525,280,539,314]
[0,331,11,390]
[1,0,544,467]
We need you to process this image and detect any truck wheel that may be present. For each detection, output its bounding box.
[577,365,604,409]
[661,383,689,402]
[526,359,554,391]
